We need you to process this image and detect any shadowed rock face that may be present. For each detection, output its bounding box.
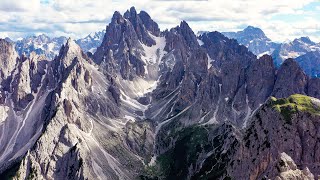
[296,51,320,78]
[124,7,160,46]
[1,7,320,180]
[308,78,320,99]
[246,55,275,108]
[272,58,308,98]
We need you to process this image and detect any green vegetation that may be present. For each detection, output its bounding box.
[141,126,212,179]
[141,124,237,180]
[157,126,210,179]
[192,135,237,180]
[268,94,320,123]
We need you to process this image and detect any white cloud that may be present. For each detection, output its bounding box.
[0,0,40,12]
[0,0,319,42]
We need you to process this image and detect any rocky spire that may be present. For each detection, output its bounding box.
[246,54,275,108]
[0,39,18,82]
[139,10,160,36]
[124,6,157,46]
[111,11,125,25]
[178,21,199,49]
[272,58,308,98]
[94,7,163,79]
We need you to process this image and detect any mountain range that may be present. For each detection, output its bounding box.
[0,6,319,180]
[223,26,320,77]
[5,30,105,60]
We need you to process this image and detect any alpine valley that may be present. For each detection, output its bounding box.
[0,7,320,180]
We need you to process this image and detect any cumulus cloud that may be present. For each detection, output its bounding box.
[0,0,40,12]
[0,0,319,42]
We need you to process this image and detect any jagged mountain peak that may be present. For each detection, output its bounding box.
[278,58,306,77]
[93,7,162,68]
[222,26,279,56]
[111,11,125,24]
[272,35,320,68]
[294,36,315,45]
[0,38,13,48]
[243,25,266,36]
[281,57,298,65]
[179,20,189,28]
[272,58,308,98]
[175,20,199,48]
[63,37,83,56]
[4,37,14,43]
[139,10,152,19]
[223,25,268,40]
[245,25,256,29]
[14,34,68,60]
[57,37,88,68]
[200,31,229,43]
[259,54,273,61]
[178,20,197,36]
[124,6,138,18]
[35,33,50,40]
[76,30,105,53]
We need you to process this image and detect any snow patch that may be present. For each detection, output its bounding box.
[140,33,166,65]
[202,84,222,125]
[149,155,157,166]
[118,77,159,98]
[124,115,136,122]
[197,39,204,46]
[0,106,9,125]
[257,51,270,58]
[207,54,215,69]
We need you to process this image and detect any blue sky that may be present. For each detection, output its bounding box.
[0,0,319,42]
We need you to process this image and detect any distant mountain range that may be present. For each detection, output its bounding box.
[5,26,320,78]
[223,26,279,56]
[76,30,106,54]
[5,30,105,60]
[223,26,320,77]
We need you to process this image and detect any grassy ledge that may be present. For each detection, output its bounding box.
[268,94,320,123]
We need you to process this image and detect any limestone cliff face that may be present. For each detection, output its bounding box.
[0,41,50,173]
[12,39,155,179]
[0,39,18,83]
[275,152,314,180]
